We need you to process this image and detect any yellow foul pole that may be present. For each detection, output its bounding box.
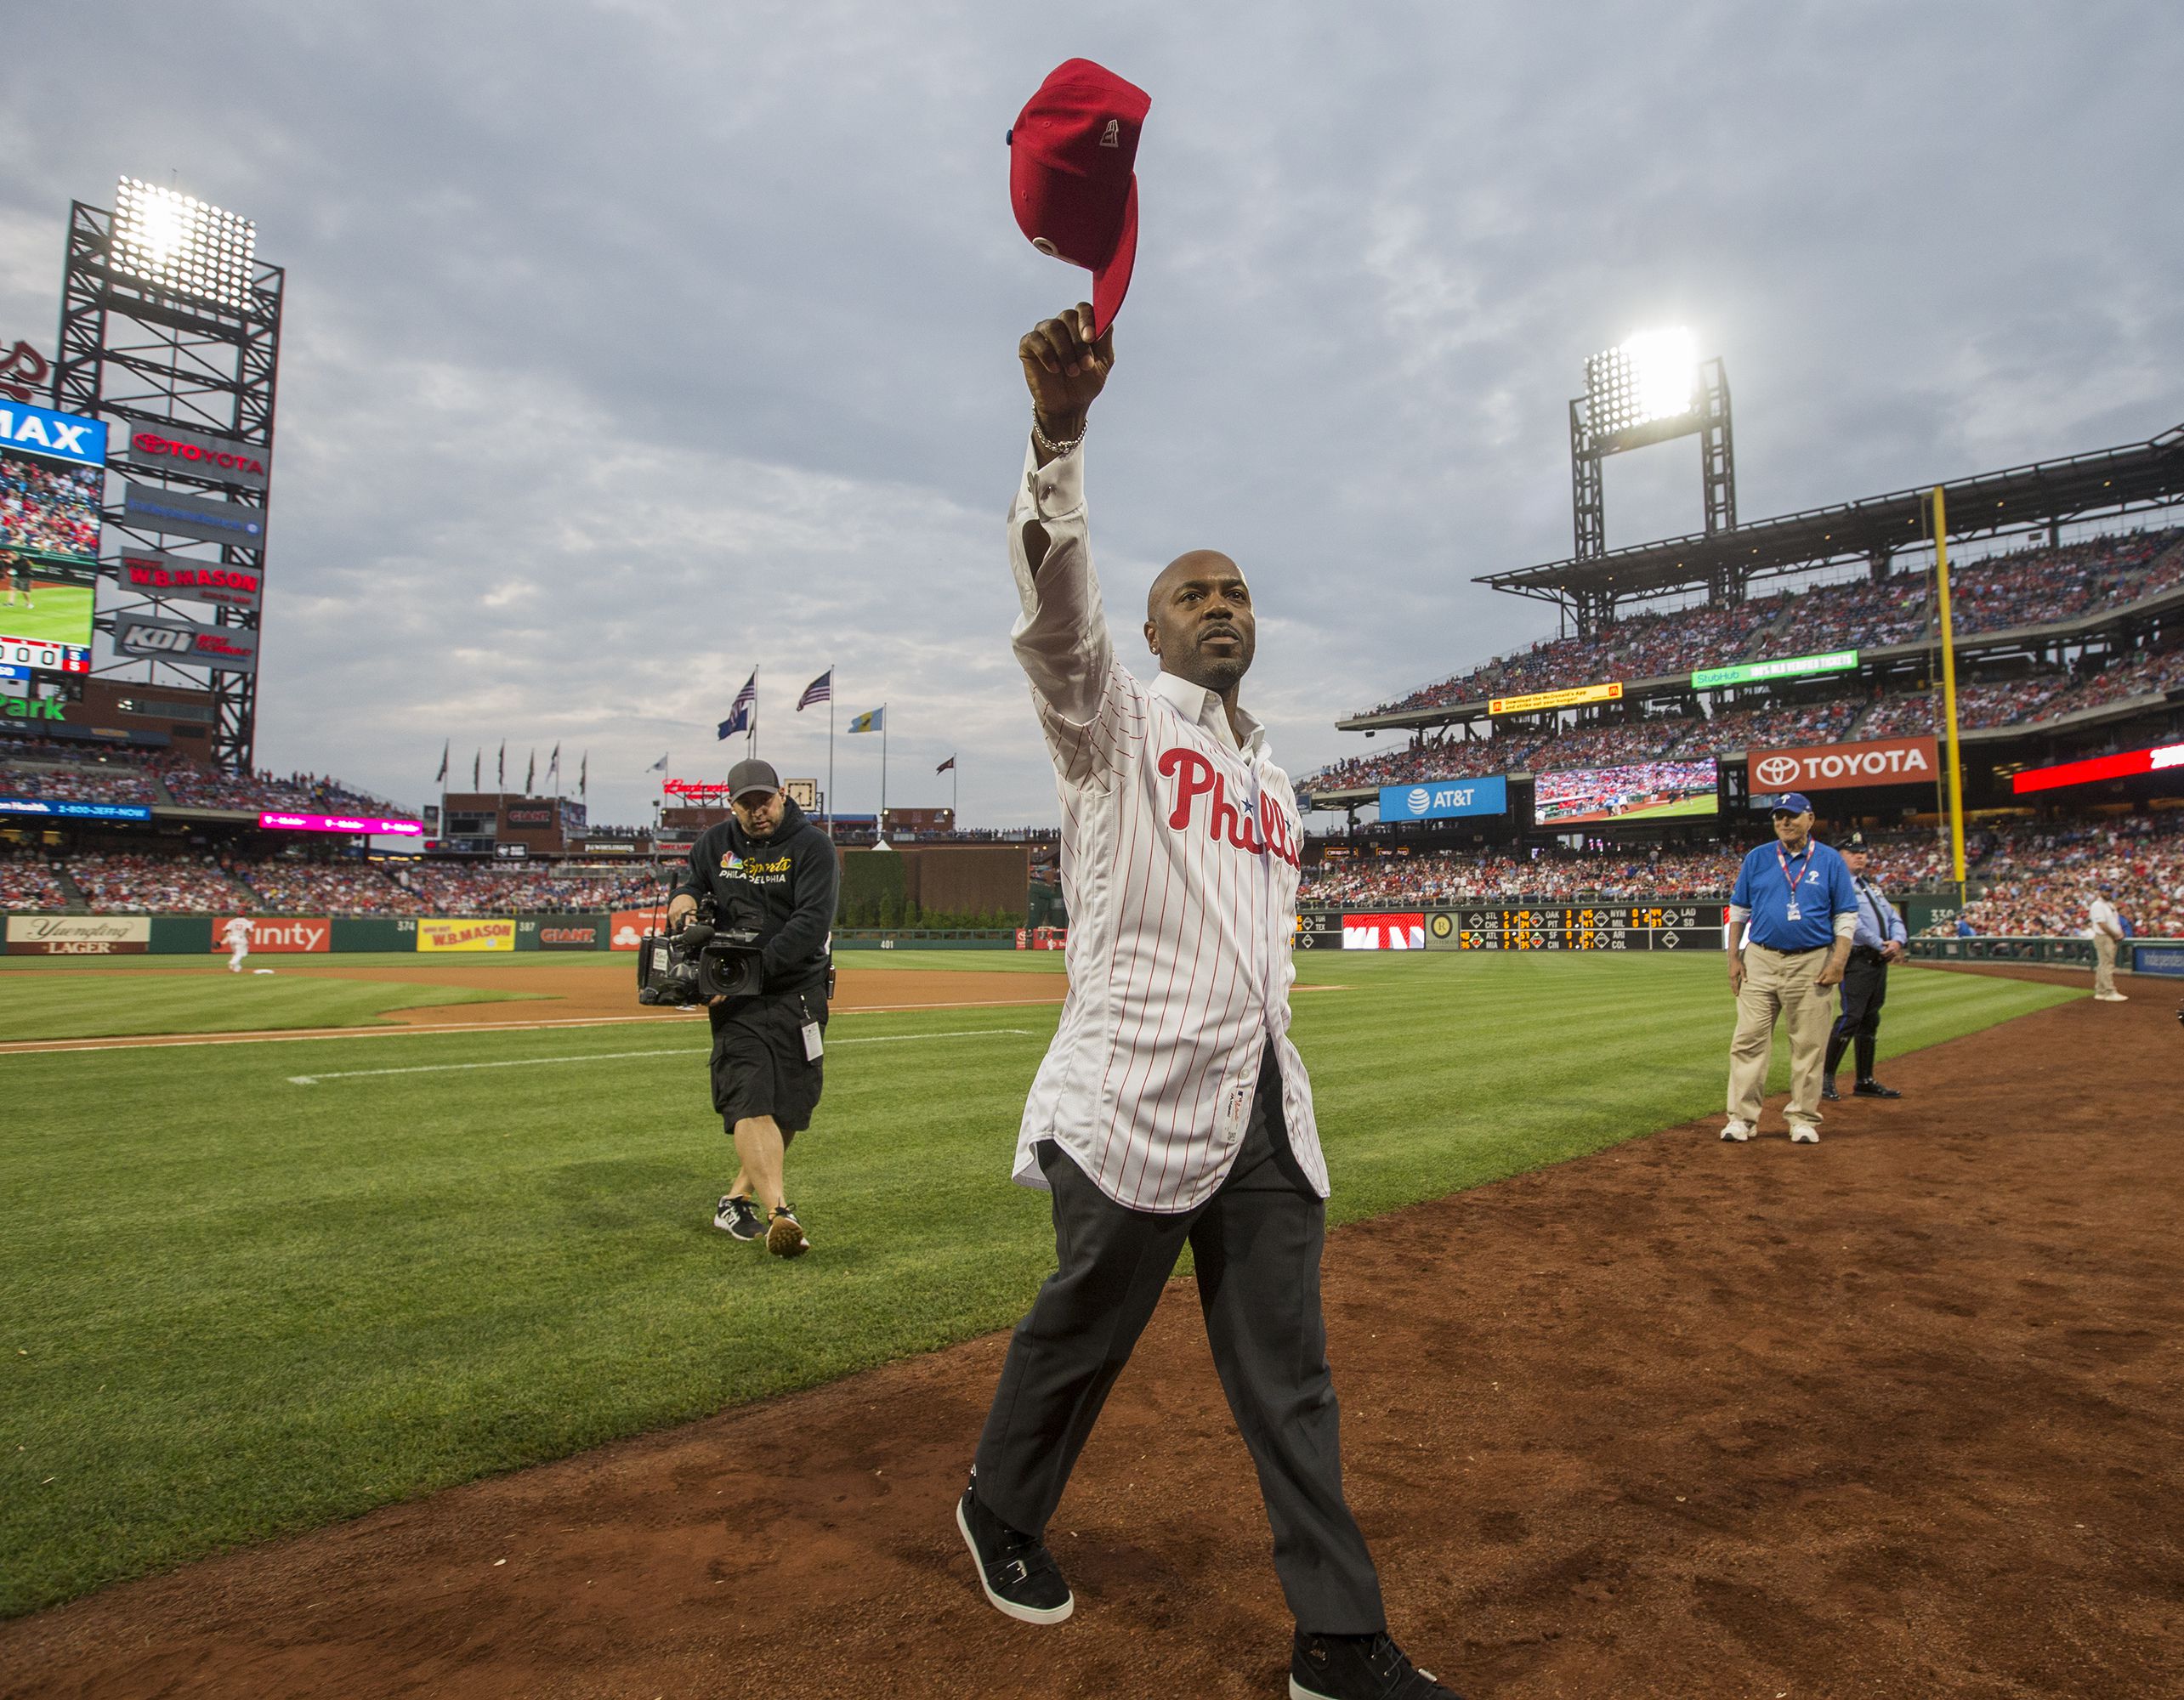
[1932,485,1967,899]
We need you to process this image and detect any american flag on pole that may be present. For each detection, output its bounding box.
[797,669,832,711]
[717,672,757,740]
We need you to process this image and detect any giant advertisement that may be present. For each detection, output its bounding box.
[1343,911,1426,950]
[1534,758,1720,825]
[118,422,270,491]
[120,549,262,610]
[1489,681,1622,717]
[6,915,150,955]
[1748,735,1938,795]
[1378,775,1508,822]
[2011,739,2184,795]
[208,916,330,954]
[1,400,105,675]
[610,906,668,950]
[417,918,516,953]
[120,483,268,549]
[0,796,153,822]
[113,613,259,673]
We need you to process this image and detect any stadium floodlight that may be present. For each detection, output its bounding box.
[111,178,256,311]
[1584,327,1699,437]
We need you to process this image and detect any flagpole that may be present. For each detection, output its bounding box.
[825,666,836,842]
[880,707,888,845]
[751,667,758,761]
[951,758,957,827]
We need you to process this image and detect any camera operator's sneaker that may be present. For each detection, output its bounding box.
[767,1204,809,1258]
[1291,1629,1465,1698]
[713,1194,766,1241]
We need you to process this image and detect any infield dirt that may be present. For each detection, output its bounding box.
[4,969,2177,1699]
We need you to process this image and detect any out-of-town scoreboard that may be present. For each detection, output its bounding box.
[1449,904,1723,950]
[1294,904,1727,951]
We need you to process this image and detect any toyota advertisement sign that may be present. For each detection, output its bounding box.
[1378,776,1508,821]
[1747,735,1938,796]
[120,422,270,490]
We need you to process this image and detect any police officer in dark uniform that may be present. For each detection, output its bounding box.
[1824,830,1907,1101]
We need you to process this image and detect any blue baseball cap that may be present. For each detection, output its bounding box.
[1768,793,1814,816]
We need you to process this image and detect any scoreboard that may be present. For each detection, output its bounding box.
[1448,904,1722,951]
[1295,904,1726,951]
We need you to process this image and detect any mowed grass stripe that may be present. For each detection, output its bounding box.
[0,956,2074,1615]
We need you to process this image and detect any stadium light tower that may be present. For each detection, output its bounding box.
[54,177,281,775]
[1569,327,1736,581]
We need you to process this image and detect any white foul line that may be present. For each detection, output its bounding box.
[286,1027,1036,1085]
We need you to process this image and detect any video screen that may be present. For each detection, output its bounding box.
[1534,758,1720,825]
[1,443,102,654]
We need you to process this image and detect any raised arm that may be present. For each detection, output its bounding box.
[1008,303,1136,777]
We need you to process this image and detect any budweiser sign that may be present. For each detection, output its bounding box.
[1748,734,1939,794]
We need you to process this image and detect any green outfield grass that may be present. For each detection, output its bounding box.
[0,953,2077,1615]
[0,578,95,647]
[0,973,533,1041]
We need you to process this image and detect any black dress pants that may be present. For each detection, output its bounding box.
[1828,952,1890,1078]
[973,1043,1387,1635]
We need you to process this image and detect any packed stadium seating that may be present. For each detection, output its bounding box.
[230,858,422,916]
[1927,815,2184,938]
[1301,844,1734,906]
[0,845,71,910]
[65,851,256,913]
[161,767,406,816]
[0,763,160,806]
[396,862,664,914]
[1358,524,2184,719]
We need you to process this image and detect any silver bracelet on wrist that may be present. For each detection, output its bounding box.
[1031,413,1086,457]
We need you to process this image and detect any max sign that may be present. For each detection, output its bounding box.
[1747,735,1938,794]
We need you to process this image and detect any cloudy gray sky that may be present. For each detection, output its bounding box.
[4,2,2179,828]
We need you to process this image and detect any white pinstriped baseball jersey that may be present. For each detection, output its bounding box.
[1007,437,1328,1214]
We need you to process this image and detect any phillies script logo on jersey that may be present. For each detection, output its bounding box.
[1156,746,1301,865]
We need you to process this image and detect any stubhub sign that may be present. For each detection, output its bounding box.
[1379,776,1508,821]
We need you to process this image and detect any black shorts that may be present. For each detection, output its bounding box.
[709,989,827,1135]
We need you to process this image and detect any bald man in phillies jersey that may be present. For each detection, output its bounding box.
[953,305,1464,1700]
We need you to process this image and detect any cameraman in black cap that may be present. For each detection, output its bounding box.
[667,757,840,1257]
[1824,830,1908,1102]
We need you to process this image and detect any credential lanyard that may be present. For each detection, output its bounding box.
[1775,842,1813,915]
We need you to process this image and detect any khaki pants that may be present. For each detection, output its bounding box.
[2093,932,2118,997]
[1727,944,1835,1129]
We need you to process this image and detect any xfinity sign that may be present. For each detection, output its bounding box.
[1380,776,1508,821]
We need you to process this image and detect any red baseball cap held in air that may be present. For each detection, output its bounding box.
[1007,59,1150,339]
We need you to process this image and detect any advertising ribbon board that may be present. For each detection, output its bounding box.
[1747,735,1938,795]
[119,422,271,490]
[259,812,424,836]
[523,917,605,950]
[417,918,516,953]
[1692,650,1858,690]
[208,916,331,954]
[120,551,263,610]
[0,796,153,822]
[7,915,150,955]
[1488,681,1622,717]
[2011,740,2184,795]
[1378,776,1508,821]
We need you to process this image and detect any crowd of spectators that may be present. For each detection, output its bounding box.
[0,845,71,910]
[65,850,255,913]
[1933,815,2184,938]
[1296,810,2183,933]
[1354,524,2184,721]
[1,454,103,564]
[230,858,423,916]
[395,862,666,914]
[0,764,159,805]
[162,766,406,816]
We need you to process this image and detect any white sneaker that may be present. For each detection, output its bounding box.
[1720,1119,1754,1142]
[1790,1124,1820,1144]
[2095,991,2129,1002]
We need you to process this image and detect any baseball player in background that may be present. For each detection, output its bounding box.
[1722,795,1858,1143]
[223,915,252,973]
[2088,882,2128,1001]
[1822,830,1906,1101]
[953,304,1465,1700]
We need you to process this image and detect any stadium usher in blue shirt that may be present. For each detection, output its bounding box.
[1731,838,1858,951]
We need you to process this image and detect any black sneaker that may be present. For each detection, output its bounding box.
[1821,1080,1841,1102]
[766,1204,809,1259]
[955,1475,1073,1625]
[1853,1080,1902,1099]
[1291,1630,1464,1699]
[712,1194,765,1241]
